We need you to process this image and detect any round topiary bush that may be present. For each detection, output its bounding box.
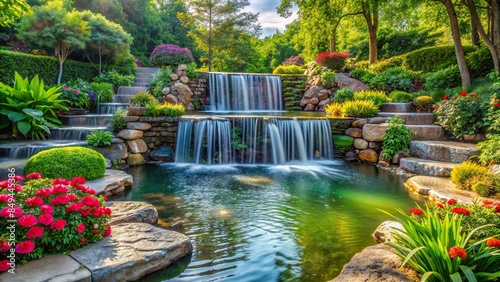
[149,44,194,67]
[389,90,412,102]
[25,147,106,180]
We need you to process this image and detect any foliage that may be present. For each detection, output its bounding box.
[389,91,412,102]
[315,52,349,71]
[434,91,490,138]
[414,95,434,106]
[325,102,343,117]
[486,94,500,134]
[25,147,106,180]
[477,135,500,165]
[349,68,376,83]
[466,47,494,78]
[86,130,114,147]
[281,56,305,66]
[0,73,66,140]
[59,85,91,109]
[110,108,127,132]
[353,90,390,107]
[333,88,354,102]
[186,62,199,79]
[144,103,186,117]
[381,117,415,159]
[423,65,462,91]
[272,65,305,74]
[383,203,500,281]
[0,174,111,266]
[149,68,173,97]
[149,44,194,67]
[0,0,31,27]
[370,67,418,93]
[320,70,336,88]
[326,100,379,118]
[450,161,494,192]
[89,82,113,104]
[129,93,158,107]
[401,46,477,73]
[93,70,134,89]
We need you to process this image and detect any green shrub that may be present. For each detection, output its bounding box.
[325,102,343,117]
[381,117,415,159]
[450,161,493,191]
[320,70,336,88]
[414,95,434,106]
[86,130,114,147]
[25,147,106,180]
[333,88,354,102]
[145,102,186,117]
[60,84,91,109]
[368,60,396,73]
[89,82,113,104]
[272,65,305,74]
[110,108,128,131]
[486,94,500,134]
[369,67,418,93]
[129,92,157,107]
[423,65,461,91]
[341,100,379,117]
[93,70,134,89]
[350,68,375,82]
[389,90,412,102]
[401,45,477,73]
[186,62,199,79]
[477,135,500,165]
[353,90,390,107]
[472,182,491,197]
[149,68,172,97]
[466,46,494,78]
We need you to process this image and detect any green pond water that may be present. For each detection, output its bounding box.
[110,161,424,282]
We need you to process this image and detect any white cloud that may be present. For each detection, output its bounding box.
[244,0,298,37]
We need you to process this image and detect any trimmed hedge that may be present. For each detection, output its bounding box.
[401,45,477,73]
[0,50,134,85]
[25,147,106,180]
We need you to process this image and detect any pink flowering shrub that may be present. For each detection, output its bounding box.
[0,173,111,270]
[315,51,349,71]
[281,56,304,66]
[149,44,194,67]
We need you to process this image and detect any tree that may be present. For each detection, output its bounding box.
[179,0,261,71]
[0,0,32,27]
[18,5,90,84]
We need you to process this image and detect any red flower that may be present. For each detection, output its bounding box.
[40,204,54,214]
[38,213,53,225]
[103,197,108,201]
[50,219,66,231]
[487,238,500,248]
[52,178,70,185]
[103,225,112,236]
[52,184,69,194]
[447,199,457,205]
[0,181,8,188]
[0,194,13,203]
[443,95,449,100]
[483,199,493,205]
[436,203,444,208]
[470,94,475,97]
[409,208,424,215]
[460,90,467,96]
[13,184,22,192]
[452,207,471,215]
[15,241,35,254]
[26,196,44,207]
[93,229,99,234]
[80,238,86,243]
[70,176,86,187]
[1,242,10,251]
[86,188,96,195]
[103,207,112,215]
[0,205,22,218]
[50,194,71,205]
[68,194,77,201]
[18,214,37,227]
[14,175,24,181]
[454,96,458,100]
[80,209,91,217]
[0,260,10,272]
[494,102,500,108]
[27,172,42,179]
[26,226,44,239]
[82,196,100,208]
[448,246,467,259]
[76,223,85,234]
[434,106,440,111]
[92,208,103,217]
[37,188,54,197]
[66,202,83,212]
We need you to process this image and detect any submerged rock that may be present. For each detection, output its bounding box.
[107,201,158,225]
[150,146,175,162]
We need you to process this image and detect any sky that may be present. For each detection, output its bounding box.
[244,0,298,38]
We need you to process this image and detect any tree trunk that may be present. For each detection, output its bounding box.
[471,20,480,46]
[57,59,64,85]
[465,0,500,74]
[208,2,213,72]
[363,3,379,65]
[443,0,471,88]
[492,0,500,56]
[368,27,378,64]
[330,36,337,52]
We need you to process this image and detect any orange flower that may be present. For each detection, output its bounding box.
[448,246,467,259]
[487,238,500,248]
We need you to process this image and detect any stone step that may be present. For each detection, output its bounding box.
[362,124,445,142]
[135,72,157,80]
[136,67,161,74]
[400,157,457,177]
[380,103,411,113]
[50,126,109,141]
[405,175,482,204]
[376,112,435,125]
[113,94,135,103]
[135,77,152,83]
[98,103,130,114]
[409,141,480,163]
[60,114,111,127]
[116,86,148,95]
[133,82,149,87]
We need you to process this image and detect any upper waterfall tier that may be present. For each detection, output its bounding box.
[207,73,283,112]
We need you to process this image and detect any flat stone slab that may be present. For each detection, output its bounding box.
[0,254,91,282]
[107,201,158,225]
[380,103,411,113]
[70,223,193,282]
[86,169,133,196]
[376,112,435,125]
[409,141,480,163]
[405,176,481,204]
[363,124,444,141]
[329,244,419,282]
[400,157,457,177]
[372,221,404,243]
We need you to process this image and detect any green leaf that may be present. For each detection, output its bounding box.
[8,111,26,122]
[23,108,43,119]
[17,121,31,135]
[459,265,476,282]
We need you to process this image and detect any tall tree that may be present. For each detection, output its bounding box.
[0,0,32,27]
[179,0,261,71]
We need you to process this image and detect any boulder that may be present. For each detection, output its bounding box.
[463,134,486,143]
[107,201,158,225]
[318,98,330,107]
[392,150,410,165]
[359,149,378,163]
[300,97,310,108]
[318,90,329,100]
[369,117,390,124]
[362,123,388,142]
[165,94,179,104]
[304,104,315,111]
[111,138,124,144]
[180,76,190,84]
[309,97,320,105]
[170,73,179,81]
[127,153,146,166]
[352,119,367,128]
[335,73,370,92]
[345,128,362,138]
[162,87,171,95]
[369,141,382,150]
[372,221,404,243]
[94,143,128,160]
[128,106,147,116]
[123,116,139,122]
[177,64,188,71]
[330,244,419,282]
[105,158,112,169]
[70,223,193,282]
[127,122,152,131]
[354,138,369,150]
[150,146,175,162]
[117,129,143,140]
[345,151,359,161]
[86,169,133,196]
[127,139,148,154]
[304,86,321,98]
[174,82,193,105]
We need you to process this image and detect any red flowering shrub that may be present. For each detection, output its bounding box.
[0,174,111,270]
[451,207,471,215]
[409,208,424,215]
[315,51,349,71]
[149,44,194,67]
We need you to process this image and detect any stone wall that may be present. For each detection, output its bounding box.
[281,74,307,111]
[188,72,209,111]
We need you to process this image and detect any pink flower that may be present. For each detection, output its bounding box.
[27,172,42,179]
[38,213,53,225]
[40,204,54,214]
[52,184,69,194]
[66,202,83,212]
[15,241,35,254]
[0,194,13,203]
[67,194,77,201]
[14,175,24,181]
[103,225,111,236]
[0,205,22,218]
[0,260,10,272]
[80,209,91,217]
[50,194,71,205]
[70,176,86,187]
[18,214,38,227]
[82,196,100,208]
[50,219,66,231]
[52,178,70,185]
[76,223,85,233]
[1,242,10,252]
[26,226,44,239]
[72,90,80,95]
[37,188,54,197]
[25,196,44,207]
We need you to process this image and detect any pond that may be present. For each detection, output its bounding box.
[110,161,423,282]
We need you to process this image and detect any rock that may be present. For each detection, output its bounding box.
[105,158,112,169]
[373,221,404,243]
[309,97,319,105]
[304,104,315,111]
[491,165,500,175]
[127,122,152,131]
[313,76,322,86]
[180,76,190,84]
[345,128,362,138]
[304,86,321,98]
[463,134,486,142]
[128,106,147,116]
[318,90,329,100]
[186,103,194,111]
[123,116,139,122]
[111,138,124,144]
[369,141,382,150]
[178,64,187,71]
[165,94,179,104]
[176,70,183,77]
[345,151,359,161]
[392,150,410,165]
[335,73,370,92]
[330,244,419,282]
[318,98,330,107]
[405,175,480,203]
[0,254,91,282]
[70,223,193,282]
[86,169,133,196]
[352,119,367,128]
[362,123,388,142]
[400,158,456,177]
[174,82,193,106]
[94,143,128,160]
[127,153,146,166]
[409,141,479,163]
[162,87,171,95]
[379,150,390,163]
[107,201,158,225]
[300,97,310,108]
[354,138,369,150]
[359,149,378,163]
[378,160,390,167]
[117,129,144,140]
[170,73,179,81]
[127,139,148,154]
[369,117,390,124]
[150,146,175,162]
